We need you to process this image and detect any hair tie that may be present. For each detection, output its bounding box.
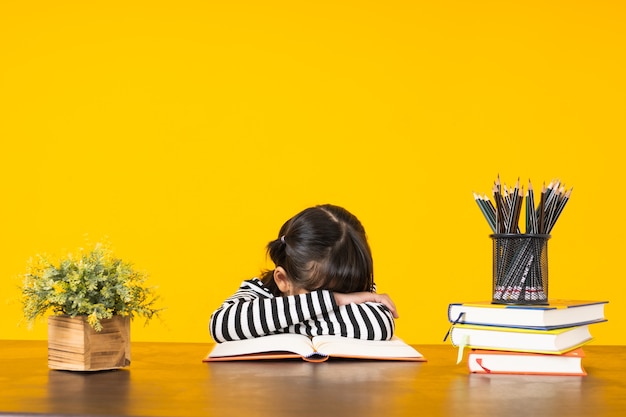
[280,235,286,244]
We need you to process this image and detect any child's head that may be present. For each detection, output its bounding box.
[261,204,374,296]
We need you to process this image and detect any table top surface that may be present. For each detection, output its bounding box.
[1,340,625,417]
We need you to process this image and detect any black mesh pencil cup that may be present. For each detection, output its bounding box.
[491,234,550,305]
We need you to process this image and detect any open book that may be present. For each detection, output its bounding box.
[204,334,426,362]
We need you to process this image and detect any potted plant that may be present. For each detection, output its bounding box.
[20,241,161,371]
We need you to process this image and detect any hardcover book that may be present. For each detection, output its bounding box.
[447,300,608,330]
[449,323,592,354]
[468,348,586,376]
[204,333,426,362]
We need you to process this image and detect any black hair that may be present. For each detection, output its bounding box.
[261,204,374,296]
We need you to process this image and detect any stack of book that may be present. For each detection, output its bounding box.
[446,300,608,375]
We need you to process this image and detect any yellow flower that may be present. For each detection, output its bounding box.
[52,282,66,294]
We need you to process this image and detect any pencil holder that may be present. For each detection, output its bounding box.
[490,234,550,305]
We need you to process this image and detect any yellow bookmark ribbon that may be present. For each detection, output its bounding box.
[456,335,469,365]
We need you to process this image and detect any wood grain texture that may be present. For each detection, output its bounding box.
[1,342,625,416]
[47,315,131,371]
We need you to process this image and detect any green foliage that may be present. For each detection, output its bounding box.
[21,242,161,331]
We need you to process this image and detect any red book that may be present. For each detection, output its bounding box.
[468,348,586,376]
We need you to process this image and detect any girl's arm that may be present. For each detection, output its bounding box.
[334,292,399,318]
[209,279,396,343]
[209,279,337,342]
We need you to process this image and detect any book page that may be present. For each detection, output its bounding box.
[311,336,424,359]
[208,333,315,358]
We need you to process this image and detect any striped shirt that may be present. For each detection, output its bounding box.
[209,278,395,343]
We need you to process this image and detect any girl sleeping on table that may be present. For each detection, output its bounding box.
[209,204,398,343]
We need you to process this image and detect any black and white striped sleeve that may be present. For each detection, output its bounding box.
[209,278,396,342]
[332,302,395,341]
[209,279,339,343]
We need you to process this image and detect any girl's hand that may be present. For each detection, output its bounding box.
[333,292,399,318]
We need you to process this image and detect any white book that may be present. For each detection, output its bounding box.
[468,348,586,376]
[450,323,592,354]
[448,300,608,330]
[204,333,425,362]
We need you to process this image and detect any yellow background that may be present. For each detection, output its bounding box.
[1,1,623,345]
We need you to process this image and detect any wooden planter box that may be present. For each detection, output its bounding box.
[48,315,131,371]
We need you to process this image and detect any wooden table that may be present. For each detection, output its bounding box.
[1,341,625,417]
